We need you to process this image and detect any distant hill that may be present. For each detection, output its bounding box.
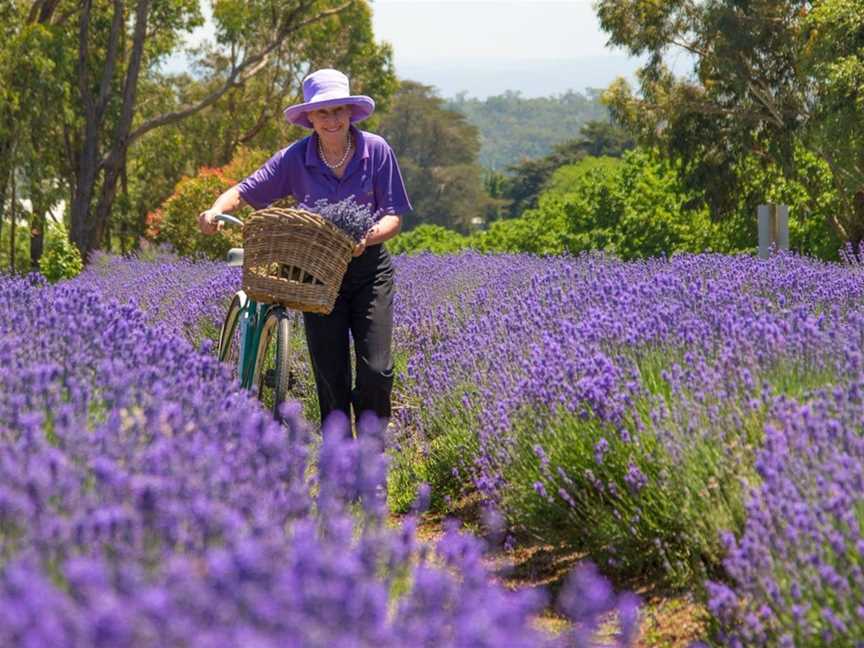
[395,56,640,99]
[446,89,609,171]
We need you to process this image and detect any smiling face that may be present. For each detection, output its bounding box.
[307,104,352,148]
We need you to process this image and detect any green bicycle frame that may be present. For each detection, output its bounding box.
[214,212,282,391]
[235,295,279,390]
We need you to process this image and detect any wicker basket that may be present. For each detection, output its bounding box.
[242,207,355,314]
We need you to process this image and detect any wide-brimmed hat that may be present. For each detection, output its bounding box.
[283,69,375,129]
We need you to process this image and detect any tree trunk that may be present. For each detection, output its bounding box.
[69,0,149,261]
[30,210,45,269]
[66,0,355,260]
[69,134,100,259]
[9,173,16,273]
[91,150,125,255]
[0,174,6,244]
[851,189,864,253]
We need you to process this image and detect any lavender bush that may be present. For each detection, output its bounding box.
[36,245,864,641]
[0,270,635,646]
[706,371,864,646]
[389,251,864,584]
[75,248,239,344]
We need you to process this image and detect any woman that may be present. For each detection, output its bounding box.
[198,69,411,430]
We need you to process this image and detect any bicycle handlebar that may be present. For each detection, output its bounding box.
[214,213,243,227]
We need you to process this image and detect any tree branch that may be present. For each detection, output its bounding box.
[78,0,95,123]
[96,0,125,121]
[734,52,786,128]
[27,0,56,23]
[669,38,708,58]
[127,0,356,144]
[239,106,275,145]
[99,0,151,172]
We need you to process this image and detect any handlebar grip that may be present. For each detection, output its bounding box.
[214,213,243,227]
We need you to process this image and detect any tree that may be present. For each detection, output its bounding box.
[448,89,609,170]
[0,7,66,271]
[377,81,491,232]
[9,0,393,260]
[116,0,395,252]
[502,121,634,217]
[596,0,864,248]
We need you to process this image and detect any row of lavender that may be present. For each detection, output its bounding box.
[0,269,635,646]
[392,251,864,644]
[60,249,864,643]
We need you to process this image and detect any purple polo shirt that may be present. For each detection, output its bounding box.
[236,126,412,218]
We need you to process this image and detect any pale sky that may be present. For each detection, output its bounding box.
[370,0,621,64]
[370,0,650,96]
[167,1,653,98]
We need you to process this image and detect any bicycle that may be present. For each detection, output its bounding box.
[213,213,302,419]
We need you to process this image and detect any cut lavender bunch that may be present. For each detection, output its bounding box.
[300,196,379,243]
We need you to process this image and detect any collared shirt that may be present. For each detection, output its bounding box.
[236,126,412,218]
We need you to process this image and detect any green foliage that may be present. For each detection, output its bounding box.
[543,156,622,196]
[0,16,67,269]
[597,0,864,246]
[388,224,468,255]
[504,148,717,259]
[801,0,864,245]
[145,147,268,259]
[718,145,842,259]
[386,147,839,260]
[387,388,480,514]
[500,122,635,217]
[378,81,491,232]
[471,208,567,255]
[448,91,610,170]
[39,222,84,282]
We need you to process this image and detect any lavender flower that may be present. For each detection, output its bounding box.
[300,196,378,243]
[0,264,638,647]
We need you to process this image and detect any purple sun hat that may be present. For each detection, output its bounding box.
[283,69,375,129]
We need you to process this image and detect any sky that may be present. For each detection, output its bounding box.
[165,1,657,99]
[369,0,646,97]
[371,0,618,63]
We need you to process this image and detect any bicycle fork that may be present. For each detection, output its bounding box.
[237,302,268,390]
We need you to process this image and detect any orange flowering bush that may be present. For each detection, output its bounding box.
[145,148,272,259]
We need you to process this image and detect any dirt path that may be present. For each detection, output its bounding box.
[398,495,709,647]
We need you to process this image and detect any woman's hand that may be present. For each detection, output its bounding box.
[352,237,367,257]
[198,188,243,235]
[197,209,224,236]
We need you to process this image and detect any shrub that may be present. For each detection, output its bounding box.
[389,224,468,255]
[542,156,622,196]
[38,222,84,282]
[146,147,271,259]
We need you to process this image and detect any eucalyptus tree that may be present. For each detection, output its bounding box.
[596,0,864,247]
[377,81,491,232]
[0,3,66,270]
[8,0,393,259]
[120,0,394,250]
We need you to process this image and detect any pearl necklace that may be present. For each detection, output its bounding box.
[318,132,352,169]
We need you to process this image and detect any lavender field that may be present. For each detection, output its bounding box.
[2,248,864,646]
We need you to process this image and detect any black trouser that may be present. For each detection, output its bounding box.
[303,244,394,428]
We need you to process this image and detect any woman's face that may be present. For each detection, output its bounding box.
[307,104,352,144]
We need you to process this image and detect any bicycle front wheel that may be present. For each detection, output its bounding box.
[252,307,296,419]
[218,293,246,384]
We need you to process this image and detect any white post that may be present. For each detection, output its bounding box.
[775,204,789,252]
[758,204,790,259]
